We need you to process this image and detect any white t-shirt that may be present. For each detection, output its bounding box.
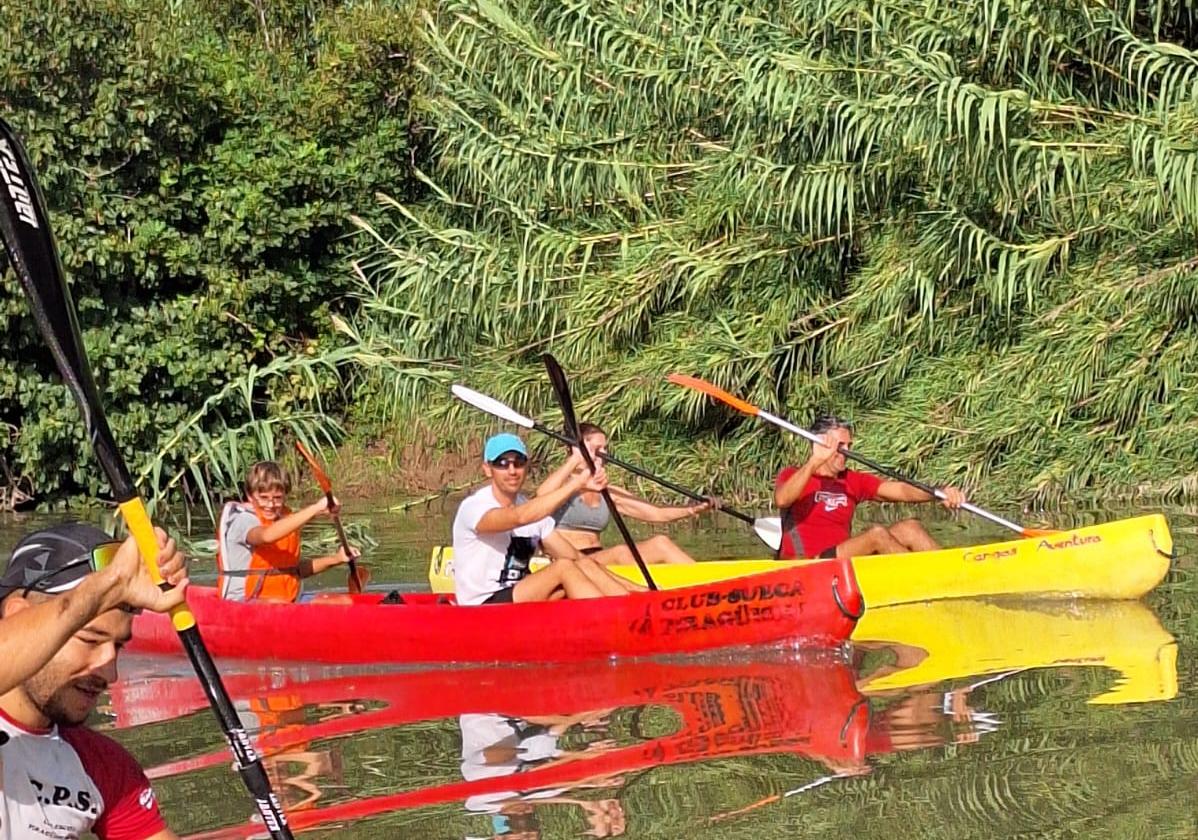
[452,485,555,605]
[459,713,564,813]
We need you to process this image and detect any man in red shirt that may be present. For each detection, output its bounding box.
[774,416,967,560]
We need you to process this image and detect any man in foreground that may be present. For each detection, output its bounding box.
[775,415,967,560]
[0,522,189,839]
[453,433,644,605]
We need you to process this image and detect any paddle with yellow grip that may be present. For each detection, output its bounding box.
[0,117,294,839]
[667,373,1055,539]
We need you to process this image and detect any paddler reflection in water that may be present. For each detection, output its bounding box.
[774,415,968,560]
[452,433,644,605]
[235,692,366,812]
[460,710,627,839]
[855,643,1001,755]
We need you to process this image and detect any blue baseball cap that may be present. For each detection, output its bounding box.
[483,433,528,463]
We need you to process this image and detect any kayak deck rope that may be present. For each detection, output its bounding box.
[832,576,864,620]
[1150,528,1176,560]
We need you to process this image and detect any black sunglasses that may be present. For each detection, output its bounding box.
[490,455,529,469]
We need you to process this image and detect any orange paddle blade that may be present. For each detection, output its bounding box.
[295,441,333,494]
[1021,527,1060,538]
[667,374,761,417]
[348,563,370,594]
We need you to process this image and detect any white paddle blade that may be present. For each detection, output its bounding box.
[451,384,535,428]
[753,516,783,551]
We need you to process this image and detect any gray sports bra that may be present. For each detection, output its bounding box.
[553,493,611,533]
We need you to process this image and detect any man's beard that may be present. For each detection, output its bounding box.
[24,669,106,726]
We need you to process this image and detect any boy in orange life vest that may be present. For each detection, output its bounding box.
[216,461,357,602]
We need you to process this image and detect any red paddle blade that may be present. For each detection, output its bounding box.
[295,440,333,494]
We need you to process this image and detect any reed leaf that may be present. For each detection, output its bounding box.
[327,0,1198,507]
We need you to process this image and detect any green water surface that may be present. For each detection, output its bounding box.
[1,501,1194,839]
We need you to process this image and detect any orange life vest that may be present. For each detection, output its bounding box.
[216,502,303,602]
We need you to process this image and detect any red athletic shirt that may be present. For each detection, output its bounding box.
[0,706,167,840]
[774,467,883,558]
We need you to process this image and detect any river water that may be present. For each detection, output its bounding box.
[1,500,1194,838]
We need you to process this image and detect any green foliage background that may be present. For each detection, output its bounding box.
[339,0,1198,508]
[0,0,421,507]
[6,0,1198,509]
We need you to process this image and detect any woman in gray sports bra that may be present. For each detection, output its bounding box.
[537,423,714,565]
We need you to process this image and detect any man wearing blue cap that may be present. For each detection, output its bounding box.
[452,433,642,605]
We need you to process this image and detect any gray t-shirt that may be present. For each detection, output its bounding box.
[218,502,259,600]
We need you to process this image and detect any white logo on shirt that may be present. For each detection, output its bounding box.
[814,491,848,512]
[139,786,156,810]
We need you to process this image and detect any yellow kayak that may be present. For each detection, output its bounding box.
[428,513,1171,606]
[853,599,1178,705]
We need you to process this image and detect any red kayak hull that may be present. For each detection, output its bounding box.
[129,560,861,662]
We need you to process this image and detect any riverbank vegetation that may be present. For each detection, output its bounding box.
[5,0,1198,510]
[338,0,1198,508]
[0,0,422,508]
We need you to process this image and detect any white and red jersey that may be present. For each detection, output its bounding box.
[0,707,166,840]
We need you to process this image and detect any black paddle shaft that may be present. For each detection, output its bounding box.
[529,421,753,526]
[0,117,295,839]
[541,354,658,591]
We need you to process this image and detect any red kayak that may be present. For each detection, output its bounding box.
[129,559,862,663]
[109,654,867,837]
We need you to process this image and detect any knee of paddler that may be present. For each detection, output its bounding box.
[889,518,927,537]
[546,557,584,577]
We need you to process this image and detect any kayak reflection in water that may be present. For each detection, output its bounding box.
[460,709,627,838]
[708,666,1000,826]
[537,423,717,566]
[774,415,968,560]
[452,433,645,605]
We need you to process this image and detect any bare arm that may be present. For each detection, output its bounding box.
[477,469,606,533]
[0,580,126,695]
[607,486,710,523]
[876,481,967,508]
[776,434,839,508]
[0,529,189,696]
[297,546,356,578]
[874,480,934,503]
[247,497,331,546]
[775,461,819,509]
[536,450,584,496]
